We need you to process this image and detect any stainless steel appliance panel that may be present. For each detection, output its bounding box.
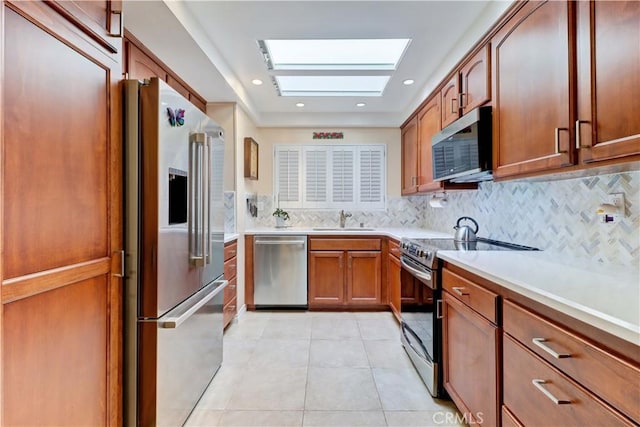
[139,280,227,427]
[139,79,225,318]
[254,235,308,306]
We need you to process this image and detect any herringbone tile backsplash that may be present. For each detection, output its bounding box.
[424,171,639,266]
[246,171,639,267]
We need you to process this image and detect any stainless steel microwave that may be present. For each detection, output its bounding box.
[431,106,492,183]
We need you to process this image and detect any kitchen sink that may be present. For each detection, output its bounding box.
[312,227,376,231]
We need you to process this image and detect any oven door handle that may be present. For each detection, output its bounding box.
[400,255,432,282]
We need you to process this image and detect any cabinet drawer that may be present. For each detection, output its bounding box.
[442,268,498,324]
[223,296,237,328]
[224,257,237,280]
[224,277,237,304]
[224,241,237,261]
[501,406,523,427]
[388,239,401,258]
[504,300,640,423]
[309,238,381,251]
[503,335,634,426]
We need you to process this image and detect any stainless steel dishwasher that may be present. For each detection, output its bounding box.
[254,235,308,307]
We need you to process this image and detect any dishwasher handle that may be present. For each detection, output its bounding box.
[255,240,306,245]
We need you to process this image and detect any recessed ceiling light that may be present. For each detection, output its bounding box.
[252,79,263,85]
[403,79,415,85]
[356,103,366,107]
[296,102,305,107]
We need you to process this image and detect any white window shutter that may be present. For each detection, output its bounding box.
[357,146,385,209]
[274,147,301,208]
[303,147,328,207]
[331,148,355,208]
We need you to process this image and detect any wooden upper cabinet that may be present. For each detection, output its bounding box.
[492,1,574,179]
[440,75,460,128]
[417,96,442,193]
[401,116,419,195]
[460,45,490,115]
[46,0,122,56]
[576,1,640,163]
[127,42,167,81]
[441,44,490,129]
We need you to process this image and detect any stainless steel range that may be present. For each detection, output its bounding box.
[398,236,538,398]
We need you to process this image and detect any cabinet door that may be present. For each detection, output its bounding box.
[577,1,640,163]
[2,2,122,425]
[492,1,574,179]
[308,251,345,306]
[347,251,381,305]
[417,96,443,193]
[461,45,490,115]
[388,255,401,320]
[401,116,419,195]
[443,292,499,426]
[441,74,460,128]
[127,41,167,81]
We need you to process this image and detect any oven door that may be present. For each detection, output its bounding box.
[399,255,443,397]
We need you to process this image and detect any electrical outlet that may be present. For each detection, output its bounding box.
[606,193,625,210]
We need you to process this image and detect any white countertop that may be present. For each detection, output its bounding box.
[244,226,451,241]
[224,233,239,243]
[438,250,640,346]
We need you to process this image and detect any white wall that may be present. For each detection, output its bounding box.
[207,103,236,192]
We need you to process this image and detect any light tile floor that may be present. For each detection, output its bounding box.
[186,311,465,427]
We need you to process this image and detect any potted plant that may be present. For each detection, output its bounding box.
[272,208,290,227]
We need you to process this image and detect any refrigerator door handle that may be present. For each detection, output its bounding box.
[159,280,228,329]
[189,133,206,267]
[205,135,212,265]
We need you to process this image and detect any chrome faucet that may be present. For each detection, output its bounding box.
[339,210,352,228]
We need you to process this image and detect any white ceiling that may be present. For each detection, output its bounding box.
[123,1,513,128]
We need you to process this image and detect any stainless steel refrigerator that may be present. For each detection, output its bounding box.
[123,77,227,427]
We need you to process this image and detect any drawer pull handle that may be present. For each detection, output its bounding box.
[452,287,469,296]
[532,338,571,359]
[532,379,571,405]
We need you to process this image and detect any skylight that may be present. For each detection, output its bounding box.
[275,76,390,97]
[258,38,411,97]
[262,39,410,71]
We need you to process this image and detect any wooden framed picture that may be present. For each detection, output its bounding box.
[244,137,259,180]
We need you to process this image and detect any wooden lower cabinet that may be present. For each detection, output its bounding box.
[223,240,238,328]
[442,291,499,426]
[308,238,382,308]
[347,251,381,304]
[388,254,401,320]
[503,335,634,426]
[308,251,345,305]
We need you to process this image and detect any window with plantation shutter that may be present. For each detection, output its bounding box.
[357,146,384,208]
[303,147,328,207]
[274,144,385,210]
[331,148,355,206]
[274,146,301,208]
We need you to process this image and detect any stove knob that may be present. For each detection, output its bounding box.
[417,249,423,257]
[425,251,432,259]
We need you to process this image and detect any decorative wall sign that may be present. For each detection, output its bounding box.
[244,137,259,180]
[167,107,185,127]
[313,132,343,140]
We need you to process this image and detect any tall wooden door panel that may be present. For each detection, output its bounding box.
[577,0,640,162]
[308,251,344,305]
[2,2,122,425]
[347,251,381,304]
[492,0,574,178]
